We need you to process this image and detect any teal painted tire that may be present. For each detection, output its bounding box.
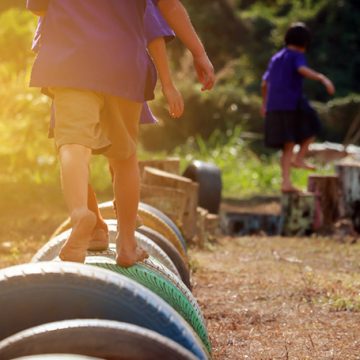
[86,256,211,353]
[0,262,209,360]
[0,319,196,360]
[137,226,191,289]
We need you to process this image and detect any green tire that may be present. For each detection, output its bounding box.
[86,256,211,354]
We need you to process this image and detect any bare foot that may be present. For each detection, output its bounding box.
[59,209,96,263]
[116,246,149,268]
[88,227,109,251]
[292,160,316,171]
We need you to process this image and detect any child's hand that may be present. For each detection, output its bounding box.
[193,54,215,91]
[322,77,335,95]
[162,83,184,118]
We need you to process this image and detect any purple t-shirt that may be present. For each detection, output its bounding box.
[28,0,153,102]
[262,47,306,112]
[28,0,174,125]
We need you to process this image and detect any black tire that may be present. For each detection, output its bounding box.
[32,224,180,278]
[183,160,222,214]
[137,226,191,290]
[0,262,209,360]
[0,319,197,360]
[139,203,187,253]
[86,257,211,352]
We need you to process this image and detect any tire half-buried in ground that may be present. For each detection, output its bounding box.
[50,202,188,260]
[32,225,180,278]
[0,319,197,360]
[137,225,191,289]
[183,160,222,214]
[86,256,211,352]
[0,262,209,359]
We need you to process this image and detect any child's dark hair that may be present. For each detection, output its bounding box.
[285,22,311,48]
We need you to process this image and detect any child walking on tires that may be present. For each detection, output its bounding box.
[261,22,335,193]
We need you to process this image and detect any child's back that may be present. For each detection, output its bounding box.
[264,47,306,112]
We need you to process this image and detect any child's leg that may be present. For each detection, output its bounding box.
[59,144,96,262]
[87,184,109,251]
[281,142,299,193]
[108,153,148,267]
[292,136,316,170]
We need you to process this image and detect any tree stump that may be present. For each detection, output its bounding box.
[142,167,199,240]
[280,192,316,236]
[307,175,341,232]
[140,184,186,228]
[335,161,360,232]
[139,158,180,177]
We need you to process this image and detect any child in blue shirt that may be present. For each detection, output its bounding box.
[261,23,335,193]
[27,0,214,266]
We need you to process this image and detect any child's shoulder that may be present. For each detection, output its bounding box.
[271,47,305,63]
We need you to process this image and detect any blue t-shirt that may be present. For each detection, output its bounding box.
[28,0,155,102]
[262,47,306,112]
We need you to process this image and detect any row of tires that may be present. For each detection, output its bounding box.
[0,201,211,360]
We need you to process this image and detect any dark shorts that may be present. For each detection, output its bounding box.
[265,100,322,149]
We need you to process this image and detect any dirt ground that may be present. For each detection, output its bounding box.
[1,195,360,360]
[190,236,360,360]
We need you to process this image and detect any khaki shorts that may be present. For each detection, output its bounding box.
[51,87,142,160]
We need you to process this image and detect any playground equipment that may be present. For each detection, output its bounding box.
[0,199,212,359]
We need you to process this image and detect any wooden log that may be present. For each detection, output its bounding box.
[335,161,360,232]
[140,184,186,228]
[280,192,316,236]
[139,158,180,177]
[307,174,341,231]
[142,167,199,240]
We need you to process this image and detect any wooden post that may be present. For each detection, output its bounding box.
[142,167,199,241]
[335,161,360,231]
[280,192,316,236]
[307,175,341,232]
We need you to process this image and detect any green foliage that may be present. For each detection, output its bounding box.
[0,4,357,200]
[0,9,36,72]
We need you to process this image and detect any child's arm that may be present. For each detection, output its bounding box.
[260,80,268,117]
[148,37,184,118]
[156,0,215,91]
[298,66,335,95]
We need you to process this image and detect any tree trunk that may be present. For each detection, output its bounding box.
[280,192,316,236]
[335,162,360,232]
[307,175,341,232]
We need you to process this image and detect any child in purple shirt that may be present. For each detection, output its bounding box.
[261,23,335,193]
[27,0,214,266]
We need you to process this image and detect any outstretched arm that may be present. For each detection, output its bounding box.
[148,37,184,118]
[298,66,335,95]
[157,0,215,91]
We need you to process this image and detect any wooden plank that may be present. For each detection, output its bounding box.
[142,167,199,241]
[139,158,180,177]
